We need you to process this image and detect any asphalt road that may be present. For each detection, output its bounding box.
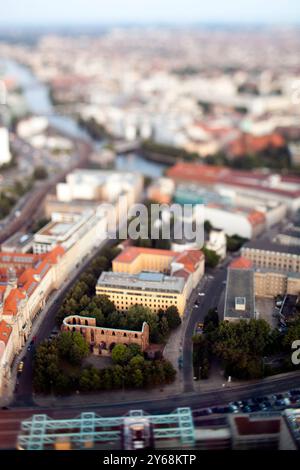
[182,267,227,392]
[3,370,300,449]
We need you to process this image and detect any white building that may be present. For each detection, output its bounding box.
[33,210,107,255]
[206,228,227,259]
[56,169,143,204]
[0,127,11,165]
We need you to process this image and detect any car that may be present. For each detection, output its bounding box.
[242,405,252,413]
[17,361,24,374]
[194,408,213,417]
[198,293,205,297]
[228,403,239,413]
[212,406,229,414]
[249,405,260,412]
[290,389,300,396]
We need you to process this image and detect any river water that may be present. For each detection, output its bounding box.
[1,59,167,178]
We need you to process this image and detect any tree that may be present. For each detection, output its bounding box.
[111,344,130,365]
[33,166,48,180]
[202,247,220,268]
[214,319,271,379]
[57,331,89,365]
[203,309,219,334]
[165,306,181,330]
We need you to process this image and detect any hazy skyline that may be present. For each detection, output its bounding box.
[0,0,300,26]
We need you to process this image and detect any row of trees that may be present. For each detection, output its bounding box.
[33,332,176,394]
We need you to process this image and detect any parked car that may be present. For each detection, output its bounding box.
[194,408,212,417]
[17,361,24,374]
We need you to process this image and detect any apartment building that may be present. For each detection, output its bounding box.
[241,240,300,273]
[0,247,64,394]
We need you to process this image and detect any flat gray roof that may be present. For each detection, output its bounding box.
[224,268,255,320]
[97,271,185,294]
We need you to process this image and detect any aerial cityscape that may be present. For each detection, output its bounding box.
[0,0,300,457]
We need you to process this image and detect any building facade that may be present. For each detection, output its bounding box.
[242,241,300,273]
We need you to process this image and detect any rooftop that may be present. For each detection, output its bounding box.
[243,239,300,256]
[224,267,255,320]
[97,271,186,294]
[114,247,204,274]
[167,162,300,199]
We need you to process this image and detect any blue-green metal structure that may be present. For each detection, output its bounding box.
[18,407,195,450]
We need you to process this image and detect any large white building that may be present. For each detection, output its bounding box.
[33,210,107,255]
[56,169,143,204]
[0,127,11,165]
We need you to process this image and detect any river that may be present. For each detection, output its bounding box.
[1,59,167,178]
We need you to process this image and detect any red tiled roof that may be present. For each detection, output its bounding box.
[114,247,204,274]
[0,320,12,345]
[230,257,253,269]
[247,211,266,227]
[227,132,285,158]
[167,162,300,198]
[2,246,65,316]
[114,247,176,264]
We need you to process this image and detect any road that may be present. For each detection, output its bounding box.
[182,266,227,392]
[3,369,300,449]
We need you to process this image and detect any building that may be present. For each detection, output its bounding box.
[230,257,300,299]
[174,182,287,231]
[0,247,64,394]
[224,265,256,322]
[241,240,300,273]
[167,162,300,212]
[275,228,300,247]
[62,315,149,354]
[205,228,227,259]
[17,407,195,450]
[33,210,107,254]
[110,246,205,311]
[56,169,143,205]
[96,271,188,315]
[44,194,100,219]
[147,178,175,205]
[229,414,281,450]
[0,127,11,165]
[1,232,33,254]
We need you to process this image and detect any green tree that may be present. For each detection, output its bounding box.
[165,306,181,330]
[202,247,220,268]
[111,344,130,365]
